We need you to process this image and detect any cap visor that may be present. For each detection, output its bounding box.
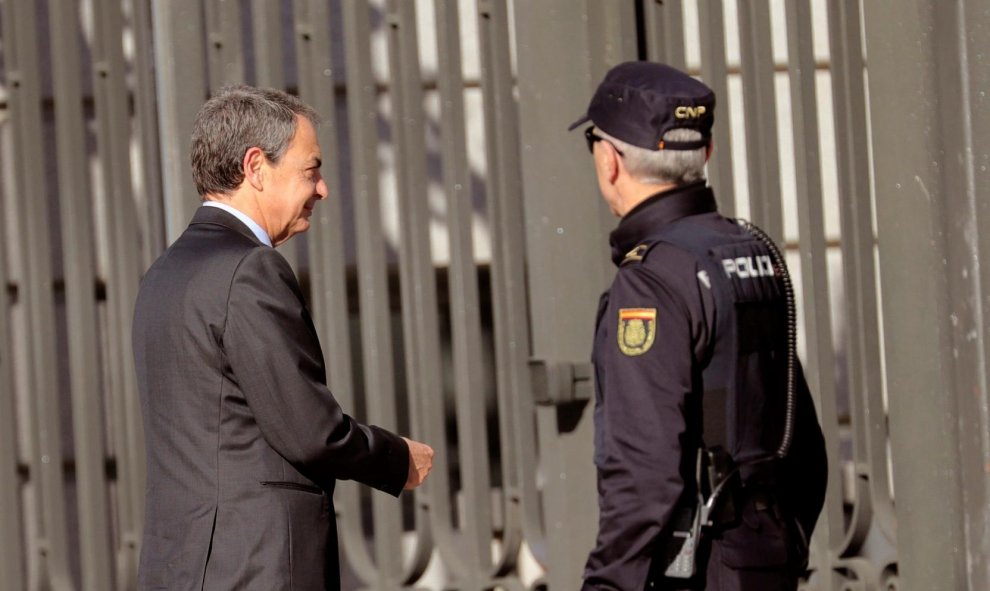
[567,114,590,131]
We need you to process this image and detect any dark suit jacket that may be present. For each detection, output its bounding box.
[133,206,409,590]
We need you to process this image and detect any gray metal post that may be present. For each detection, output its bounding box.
[697,0,737,215]
[0,121,25,591]
[383,0,437,582]
[512,0,628,588]
[132,0,167,265]
[428,1,504,584]
[827,0,897,554]
[942,2,990,586]
[340,2,405,586]
[737,0,782,242]
[643,0,686,69]
[206,0,247,89]
[152,0,209,243]
[862,0,987,588]
[49,0,115,588]
[92,4,148,584]
[783,3,845,587]
[0,0,75,588]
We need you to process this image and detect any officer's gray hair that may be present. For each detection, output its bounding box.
[597,128,708,185]
[191,85,321,197]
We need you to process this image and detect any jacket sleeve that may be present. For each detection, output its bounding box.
[780,362,828,539]
[584,264,697,590]
[222,246,409,496]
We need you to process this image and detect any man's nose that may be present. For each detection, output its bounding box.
[316,178,329,199]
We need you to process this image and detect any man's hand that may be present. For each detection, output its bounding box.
[402,437,434,490]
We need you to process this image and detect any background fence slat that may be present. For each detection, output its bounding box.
[0,121,25,591]
[784,2,846,584]
[737,0,783,241]
[93,1,147,585]
[130,0,167,268]
[826,0,898,551]
[426,1,482,583]
[384,0,437,581]
[49,0,115,588]
[151,0,208,243]
[644,0,686,69]
[2,0,75,587]
[341,1,405,586]
[697,0,737,215]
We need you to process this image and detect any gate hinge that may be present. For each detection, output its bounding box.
[529,359,593,406]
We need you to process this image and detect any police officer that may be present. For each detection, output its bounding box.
[571,62,828,590]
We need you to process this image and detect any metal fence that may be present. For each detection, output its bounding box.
[1,0,988,590]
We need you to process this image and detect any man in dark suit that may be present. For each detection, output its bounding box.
[133,86,434,590]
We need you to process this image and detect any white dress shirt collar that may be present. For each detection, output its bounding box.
[202,201,273,247]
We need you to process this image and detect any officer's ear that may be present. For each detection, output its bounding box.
[596,141,621,185]
[705,140,714,163]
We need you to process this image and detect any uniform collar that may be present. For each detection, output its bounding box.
[609,180,717,265]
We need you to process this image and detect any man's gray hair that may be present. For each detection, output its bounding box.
[191,85,321,197]
[596,128,708,185]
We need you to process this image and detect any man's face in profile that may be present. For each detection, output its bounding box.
[262,115,327,246]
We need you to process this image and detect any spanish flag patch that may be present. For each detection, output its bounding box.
[617,308,657,356]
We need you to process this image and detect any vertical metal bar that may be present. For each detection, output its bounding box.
[152,0,208,243]
[0,127,26,591]
[92,0,147,586]
[0,0,74,588]
[340,1,404,586]
[427,2,496,584]
[861,0,968,587]
[250,0,284,89]
[643,0,686,69]
[954,1,990,586]
[130,0,167,264]
[478,1,580,588]
[48,0,115,588]
[587,0,638,78]
[827,0,896,546]
[249,0,298,271]
[205,0,246,90]
[697,0,737,214]
[783,2,846,586]
[382,0,437,583]
[737,0,782,241]
[290,0,378,583]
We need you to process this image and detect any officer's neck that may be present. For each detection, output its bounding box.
[615,176,678,218]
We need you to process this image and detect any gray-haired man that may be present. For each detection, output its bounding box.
[133,86,434,590]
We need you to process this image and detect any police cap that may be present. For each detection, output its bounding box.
[568,61,715,151]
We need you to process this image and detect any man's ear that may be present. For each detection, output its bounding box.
[597,142,621,185]
[243,147,266,191]
[705,140,714,163]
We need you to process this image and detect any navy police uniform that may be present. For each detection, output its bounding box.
[571,61,827,590]
[581,180,827,590]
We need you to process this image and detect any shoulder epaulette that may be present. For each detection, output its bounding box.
[620,244,650,267]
